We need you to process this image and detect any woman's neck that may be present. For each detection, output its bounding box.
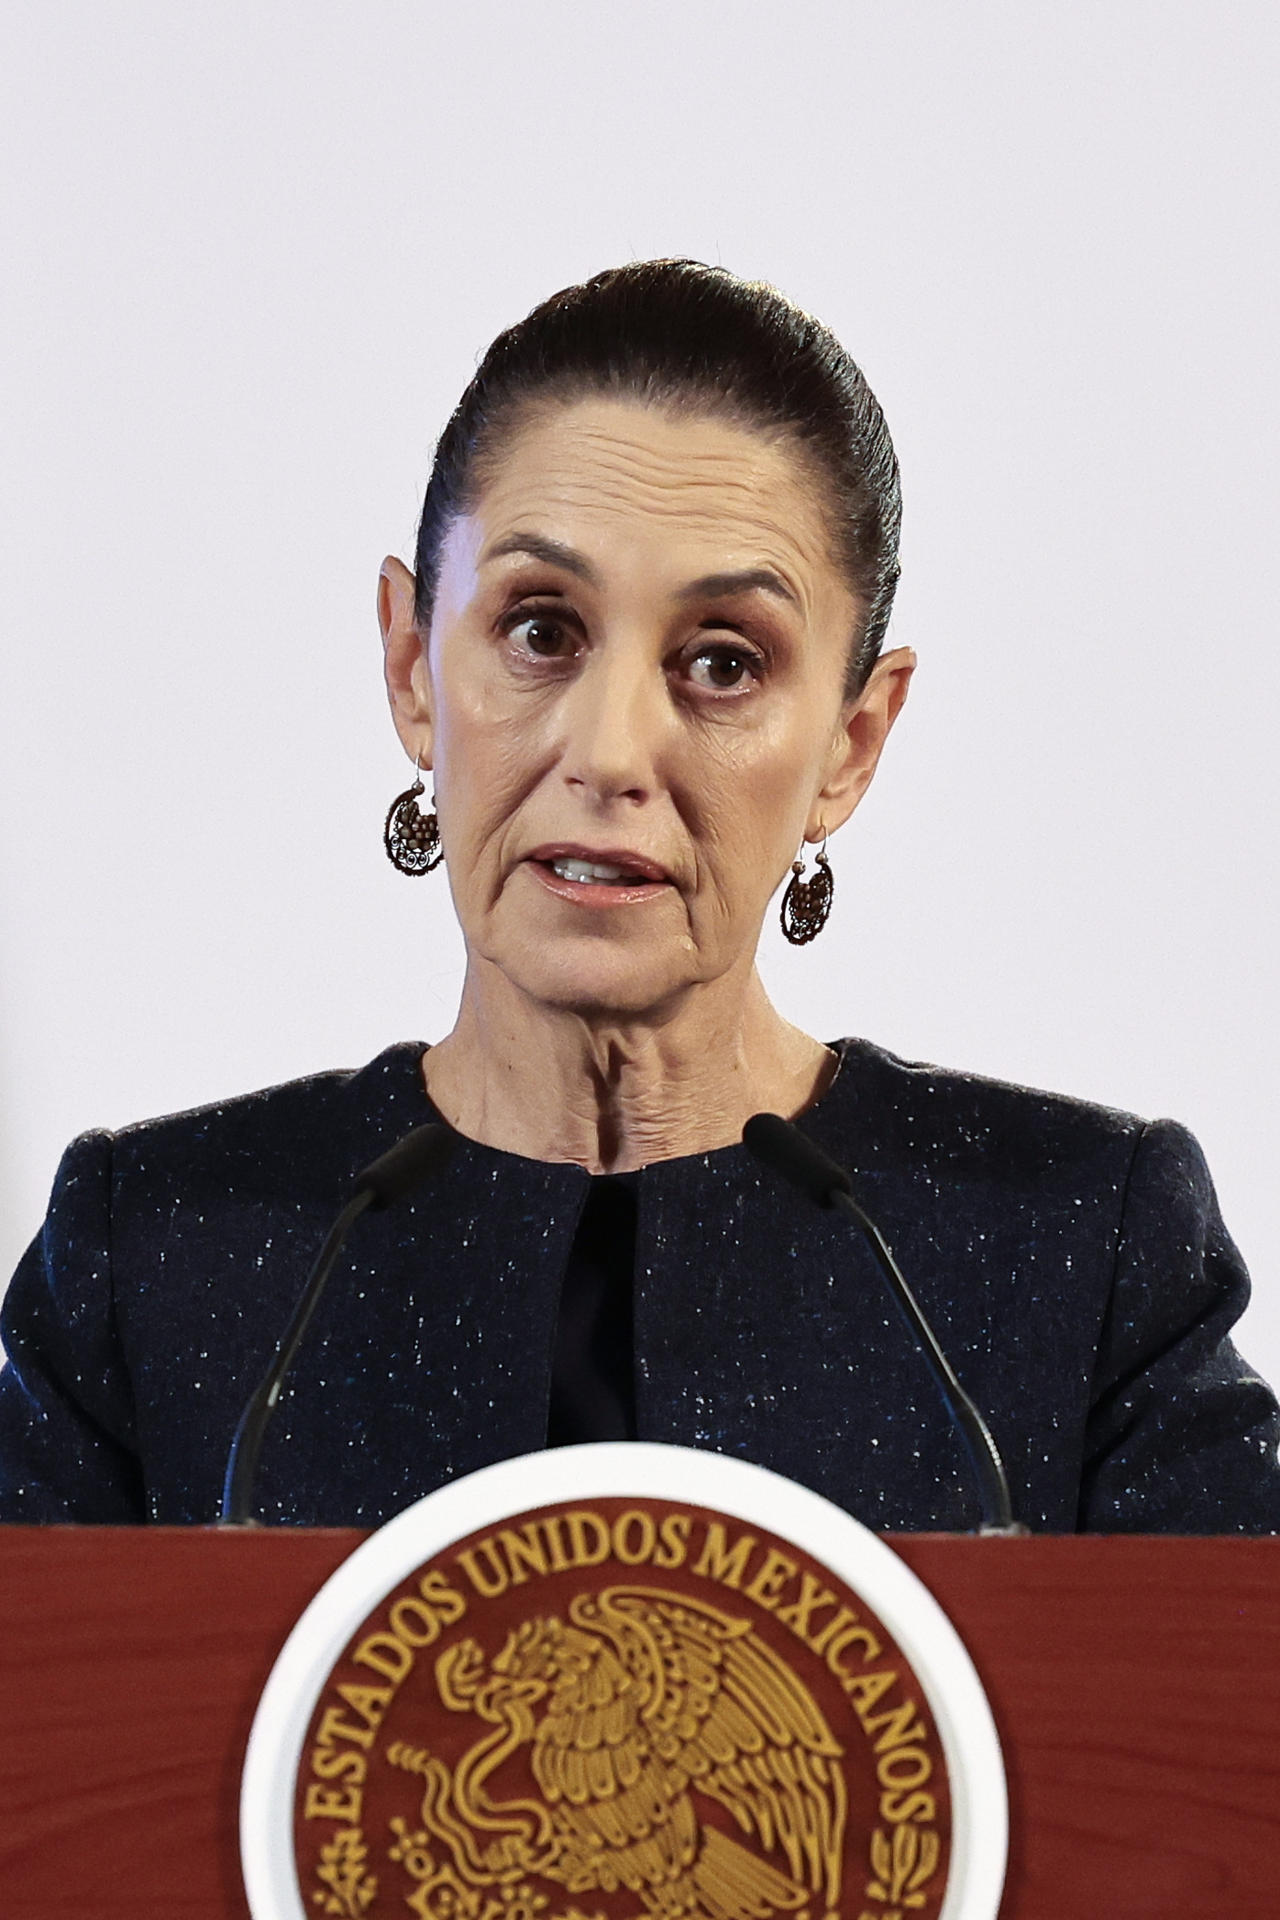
[422,962,835,1173]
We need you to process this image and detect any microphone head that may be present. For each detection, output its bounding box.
[742,1111,853,1209]
[354,1121,456,1210]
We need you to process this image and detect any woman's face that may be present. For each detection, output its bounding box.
[382,398,911,1021]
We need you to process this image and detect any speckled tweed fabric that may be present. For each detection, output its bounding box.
[2,1037,1278,1531]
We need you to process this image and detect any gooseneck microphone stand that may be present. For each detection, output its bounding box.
[743,1111,1026,1536]
[220,1121,454,1527]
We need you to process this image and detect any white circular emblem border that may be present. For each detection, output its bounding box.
[242,1442,1008,1920]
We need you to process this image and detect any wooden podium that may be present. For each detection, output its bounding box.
[2,1528,1278,1917]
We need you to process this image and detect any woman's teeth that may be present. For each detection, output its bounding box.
[550,857,642,884]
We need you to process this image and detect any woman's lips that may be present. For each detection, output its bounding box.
[524,845,674,907]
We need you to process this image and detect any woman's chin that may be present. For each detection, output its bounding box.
[481,938,708,1022]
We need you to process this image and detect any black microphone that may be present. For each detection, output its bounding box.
[219,1121,455,1527]
[742,1111,1025,1535]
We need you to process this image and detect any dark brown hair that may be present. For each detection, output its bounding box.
[414,260,901,693]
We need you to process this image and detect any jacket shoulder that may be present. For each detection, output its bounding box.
[827,1036,1148,1181]
[103,1042,432,1199]
[837,1035,1145,1125]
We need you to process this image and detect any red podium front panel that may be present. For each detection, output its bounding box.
[1,1529,1277,1917]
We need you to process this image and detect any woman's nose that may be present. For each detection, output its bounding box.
[559,647,665,806]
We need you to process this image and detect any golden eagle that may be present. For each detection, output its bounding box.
[387,1584,847,1920]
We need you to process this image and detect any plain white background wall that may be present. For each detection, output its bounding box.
[2,3,1277,1385]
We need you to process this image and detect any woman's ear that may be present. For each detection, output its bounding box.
[808,646,915,838]
[379,556,434,769]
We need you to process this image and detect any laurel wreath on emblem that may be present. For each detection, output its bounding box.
[866,1820,942,1913]
[312,1826,376,1915]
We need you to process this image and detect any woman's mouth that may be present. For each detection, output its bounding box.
[525,847,672,906]
[548,856,646,884]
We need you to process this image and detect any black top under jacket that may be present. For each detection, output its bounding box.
[547,1173,639,1448]
[1,1036,1278,1532]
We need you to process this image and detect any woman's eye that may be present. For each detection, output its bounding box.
[505,612,574,657]
[686,644,761,692]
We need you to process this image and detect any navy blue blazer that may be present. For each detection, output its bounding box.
[2,1038,1278,1531]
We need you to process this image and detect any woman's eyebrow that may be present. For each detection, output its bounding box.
[676,568,799,608]
[478,536,799,611]
[480,532,600,584]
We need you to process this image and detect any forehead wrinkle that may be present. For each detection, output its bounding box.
[488,451,800,524]
[494,407,824,528]
[572,421,805,508]
[478,471,828,604]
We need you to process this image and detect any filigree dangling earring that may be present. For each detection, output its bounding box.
[780,832,833,944]
[384,758,443,875]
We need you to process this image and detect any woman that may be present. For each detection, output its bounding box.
[1,261,1277,1531]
